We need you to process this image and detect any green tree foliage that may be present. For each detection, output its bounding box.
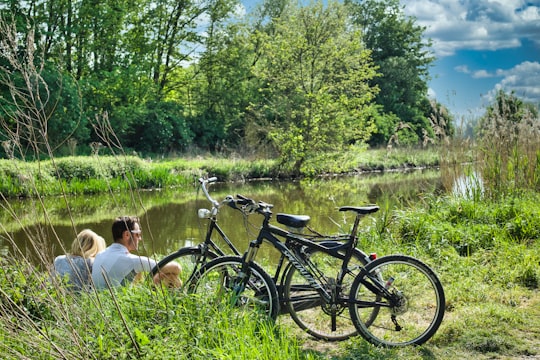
[251,0,379,173]
[347,0,435,146]
[2,0,453,162]
[1,0,238,156]
[184,7,257,150]
[128,101,193,154]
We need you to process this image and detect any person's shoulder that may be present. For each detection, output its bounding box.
[95,243,117,255]
[93,247,109,264]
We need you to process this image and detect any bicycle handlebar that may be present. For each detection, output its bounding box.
[199,176,273,215]
[235,194,273,215]
[199,177,220,208]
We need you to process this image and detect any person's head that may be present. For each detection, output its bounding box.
[112,215,142,251]
[70,229,106,258]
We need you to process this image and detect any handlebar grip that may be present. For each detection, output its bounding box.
[235,194,254,206]
[258,200,273,209]
[199,176,218,183]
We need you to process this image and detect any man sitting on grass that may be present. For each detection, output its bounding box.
[92,215,181,289]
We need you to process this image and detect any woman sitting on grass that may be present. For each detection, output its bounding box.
[53,229,106,291]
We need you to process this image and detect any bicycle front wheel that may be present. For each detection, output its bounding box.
[151,246,218,291]
[349,254,445,347]
[190,256,280,320]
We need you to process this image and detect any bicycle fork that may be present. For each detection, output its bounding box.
[227,240,260,306]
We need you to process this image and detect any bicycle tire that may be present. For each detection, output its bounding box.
[282,245,370,341]
[349,254,445,347]
[190,256,280,320]
[150,246,218,291]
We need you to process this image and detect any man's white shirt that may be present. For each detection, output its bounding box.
[91,243,156,289]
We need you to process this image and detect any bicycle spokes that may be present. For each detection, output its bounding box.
[349,255,445,347]
[191,257,279,319]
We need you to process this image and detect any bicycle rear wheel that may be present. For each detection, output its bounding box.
[349,255,445,347]
[190,256,280,320]
[283,246,369,341]
[150,246,218,290]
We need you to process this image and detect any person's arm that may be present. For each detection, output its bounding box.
[130,255,157,273]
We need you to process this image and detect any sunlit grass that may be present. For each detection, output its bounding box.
[0,147,442,200]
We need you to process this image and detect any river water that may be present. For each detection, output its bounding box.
[1,169,443,266]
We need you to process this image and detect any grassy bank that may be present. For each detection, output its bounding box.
[1,189,538,359]
[0,147,440,198]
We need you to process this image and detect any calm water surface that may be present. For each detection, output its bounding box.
[2,170,443,265]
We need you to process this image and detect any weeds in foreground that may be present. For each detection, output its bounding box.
[0,266,314,360]
[1,13,537,358]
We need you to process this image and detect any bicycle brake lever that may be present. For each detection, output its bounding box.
[258,201,273,209]
[224,195,239,209]
[241,199,259,214]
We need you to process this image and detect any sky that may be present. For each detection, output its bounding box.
[400,0,540,118]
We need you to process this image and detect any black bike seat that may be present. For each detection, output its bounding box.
[276,213,311,228]
[338,205,379,214]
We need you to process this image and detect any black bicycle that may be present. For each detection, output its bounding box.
[188,194,446,347]
[152,177,374,341]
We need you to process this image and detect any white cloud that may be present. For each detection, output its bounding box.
[484,61,540,104]
[455,65,470,74]
[472,69,493,79]
[402,0,540,56]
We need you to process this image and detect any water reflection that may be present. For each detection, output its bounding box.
[1,170,443,265]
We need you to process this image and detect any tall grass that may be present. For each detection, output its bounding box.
[3,187,538,359]
[476,93,540,198]
[0,148,442,200]
[0,156,195,198]
[0,258,314,359]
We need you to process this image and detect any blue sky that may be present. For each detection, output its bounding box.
[401,0,540,118]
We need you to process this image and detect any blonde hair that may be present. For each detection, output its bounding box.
[70,229,106,258]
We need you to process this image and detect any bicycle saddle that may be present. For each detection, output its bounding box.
[276,213,311,228]
[339,205,379,214]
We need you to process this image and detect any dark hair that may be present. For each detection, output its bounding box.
[112,216,140,242]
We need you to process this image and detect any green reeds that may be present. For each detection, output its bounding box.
[477,91,540,198]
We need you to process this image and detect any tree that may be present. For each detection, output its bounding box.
[182,1,256,150]
[347,0,435,146]
[250,0,379,173]
[0,13,85,158]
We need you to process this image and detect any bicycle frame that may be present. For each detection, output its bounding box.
[159,178,387,313]
[241,202,379,306]
[197,205,242,258]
